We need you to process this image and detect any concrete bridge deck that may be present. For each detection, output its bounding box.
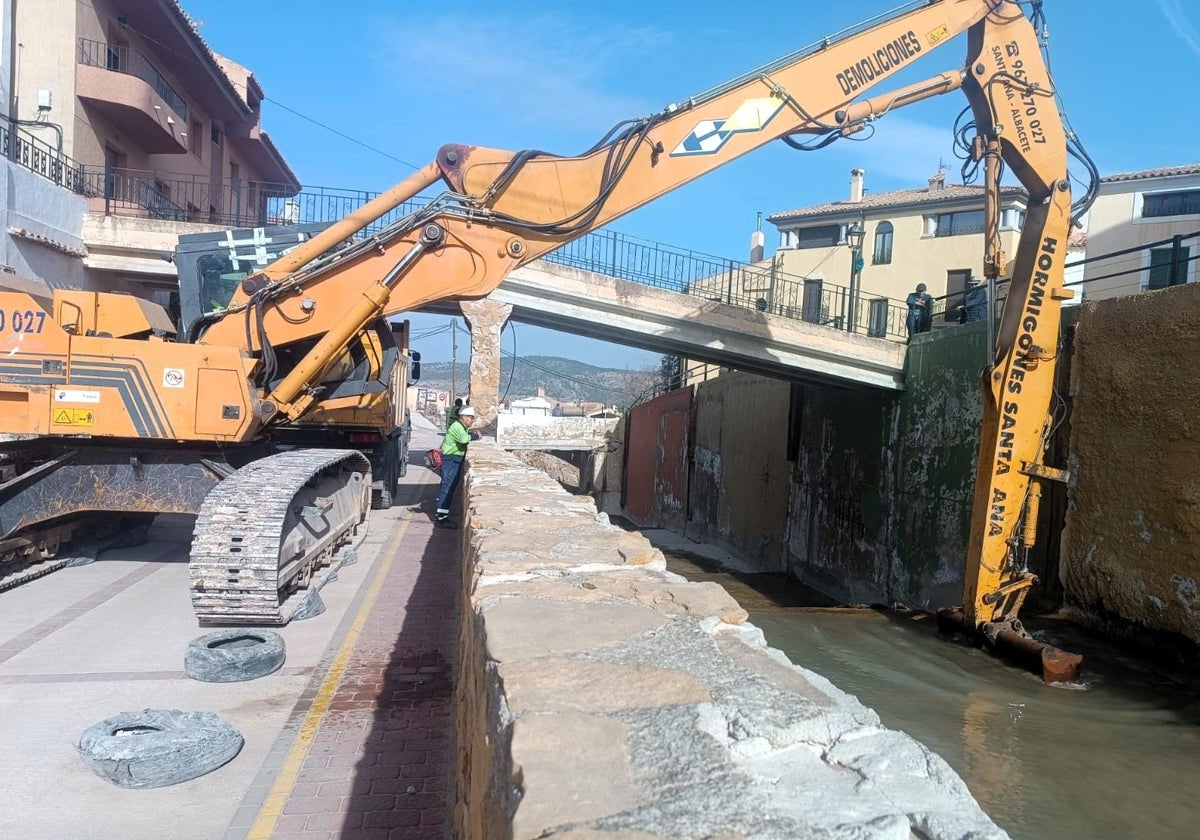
[429,259,908,391]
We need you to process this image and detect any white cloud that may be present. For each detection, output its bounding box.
[1157,0,1200,58]
[373,14,670,138]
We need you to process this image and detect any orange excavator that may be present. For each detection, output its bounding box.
[0,0,1091,671]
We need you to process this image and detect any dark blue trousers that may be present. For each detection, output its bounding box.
[435,454,464,517]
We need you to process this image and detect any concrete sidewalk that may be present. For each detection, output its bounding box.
[0,421,459,840]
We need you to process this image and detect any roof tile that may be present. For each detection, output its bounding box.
[767,184,1027,222]
[1100,163,1200,183]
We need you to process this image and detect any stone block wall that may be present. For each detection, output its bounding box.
[454,443,1007,839]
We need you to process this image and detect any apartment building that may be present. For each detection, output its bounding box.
[767,169,1029,328]
[7,0,298,300]
[1080,164,1200,302]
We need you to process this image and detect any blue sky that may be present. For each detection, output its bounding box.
[188,0,1200,367]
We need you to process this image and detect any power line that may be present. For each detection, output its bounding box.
[71,0,422,171]
[262,97,423,171]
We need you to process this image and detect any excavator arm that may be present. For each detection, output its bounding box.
[194,1,1064,424]
[946,5,1083,681]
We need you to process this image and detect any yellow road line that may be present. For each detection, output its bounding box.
[247,515,414,840]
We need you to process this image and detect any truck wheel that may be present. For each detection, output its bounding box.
[372,440,401,508]
[184,629,286,682]
[76,709,243,788]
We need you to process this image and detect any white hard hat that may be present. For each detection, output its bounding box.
[459,406,477,417]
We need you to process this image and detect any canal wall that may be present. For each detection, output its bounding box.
[1061,282,1200,645]
[673,322,991,609]
[453,442,1008,839]
[627,284,1200,647]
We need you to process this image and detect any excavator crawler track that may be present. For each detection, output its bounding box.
[189,449,371,625]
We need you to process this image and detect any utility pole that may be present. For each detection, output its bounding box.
[450,318,458,402]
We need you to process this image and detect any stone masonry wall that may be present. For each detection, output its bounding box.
[453,442,1008,840]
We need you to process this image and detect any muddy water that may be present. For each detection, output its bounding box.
[666,555,1200,840]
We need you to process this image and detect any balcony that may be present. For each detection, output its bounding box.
[79,166,314,229]
[76,38,188,154]
[1,123,86,193]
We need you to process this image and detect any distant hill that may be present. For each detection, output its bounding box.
[416,356,658,406]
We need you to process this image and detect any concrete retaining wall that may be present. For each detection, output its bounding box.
[1062,283,1200,644]
[454,442,1007,839]
[676,323,993,610]
[657,292,1200,649]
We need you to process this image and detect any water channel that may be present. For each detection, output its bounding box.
[665,553,1200,840]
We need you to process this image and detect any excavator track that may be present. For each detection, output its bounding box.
[189,449,371,625]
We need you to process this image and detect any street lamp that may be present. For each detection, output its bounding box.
[845,221,866,333]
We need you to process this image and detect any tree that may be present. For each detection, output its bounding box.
[658,354,681,392]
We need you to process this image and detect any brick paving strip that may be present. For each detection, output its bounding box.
[225,512,460,840]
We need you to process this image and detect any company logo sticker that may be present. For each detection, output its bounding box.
[671,96,787,157]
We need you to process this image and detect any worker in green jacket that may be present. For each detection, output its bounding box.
[435,406,477,522]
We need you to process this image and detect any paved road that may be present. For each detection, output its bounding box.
[0,419,460,840]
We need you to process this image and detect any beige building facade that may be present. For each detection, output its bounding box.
[1079,163,1200,302]
[766,169,1028,330]
[9,0,298,300]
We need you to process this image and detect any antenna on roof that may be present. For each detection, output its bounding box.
[937,158,950,175]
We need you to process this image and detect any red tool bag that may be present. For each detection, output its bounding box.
[424,449,444,471]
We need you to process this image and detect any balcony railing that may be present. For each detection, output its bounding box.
[0,122,87,193]
[76,166,438,232]
[77,37,189,121]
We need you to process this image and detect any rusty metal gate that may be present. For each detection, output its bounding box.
[624,388,692,528]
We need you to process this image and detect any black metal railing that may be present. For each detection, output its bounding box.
[76,166,439,231]
[77,38,189,121]
[263,186,431,237]
[0,122,87,193]
[544,229,910,340]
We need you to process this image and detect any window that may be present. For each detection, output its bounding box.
[1142,189,1200,219]
[1147,246,1190,289]
[935,209,985,237]
[1002,208,1025,230]
[189,120,202,158]
[105,31,129,72]
[196,254,245,315]
[211,124,223,147]
[872,221,893,264]
[797,224,841,249]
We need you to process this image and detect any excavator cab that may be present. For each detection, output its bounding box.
[174,226,417,509]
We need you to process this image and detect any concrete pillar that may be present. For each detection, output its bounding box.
[460,298,512,429]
